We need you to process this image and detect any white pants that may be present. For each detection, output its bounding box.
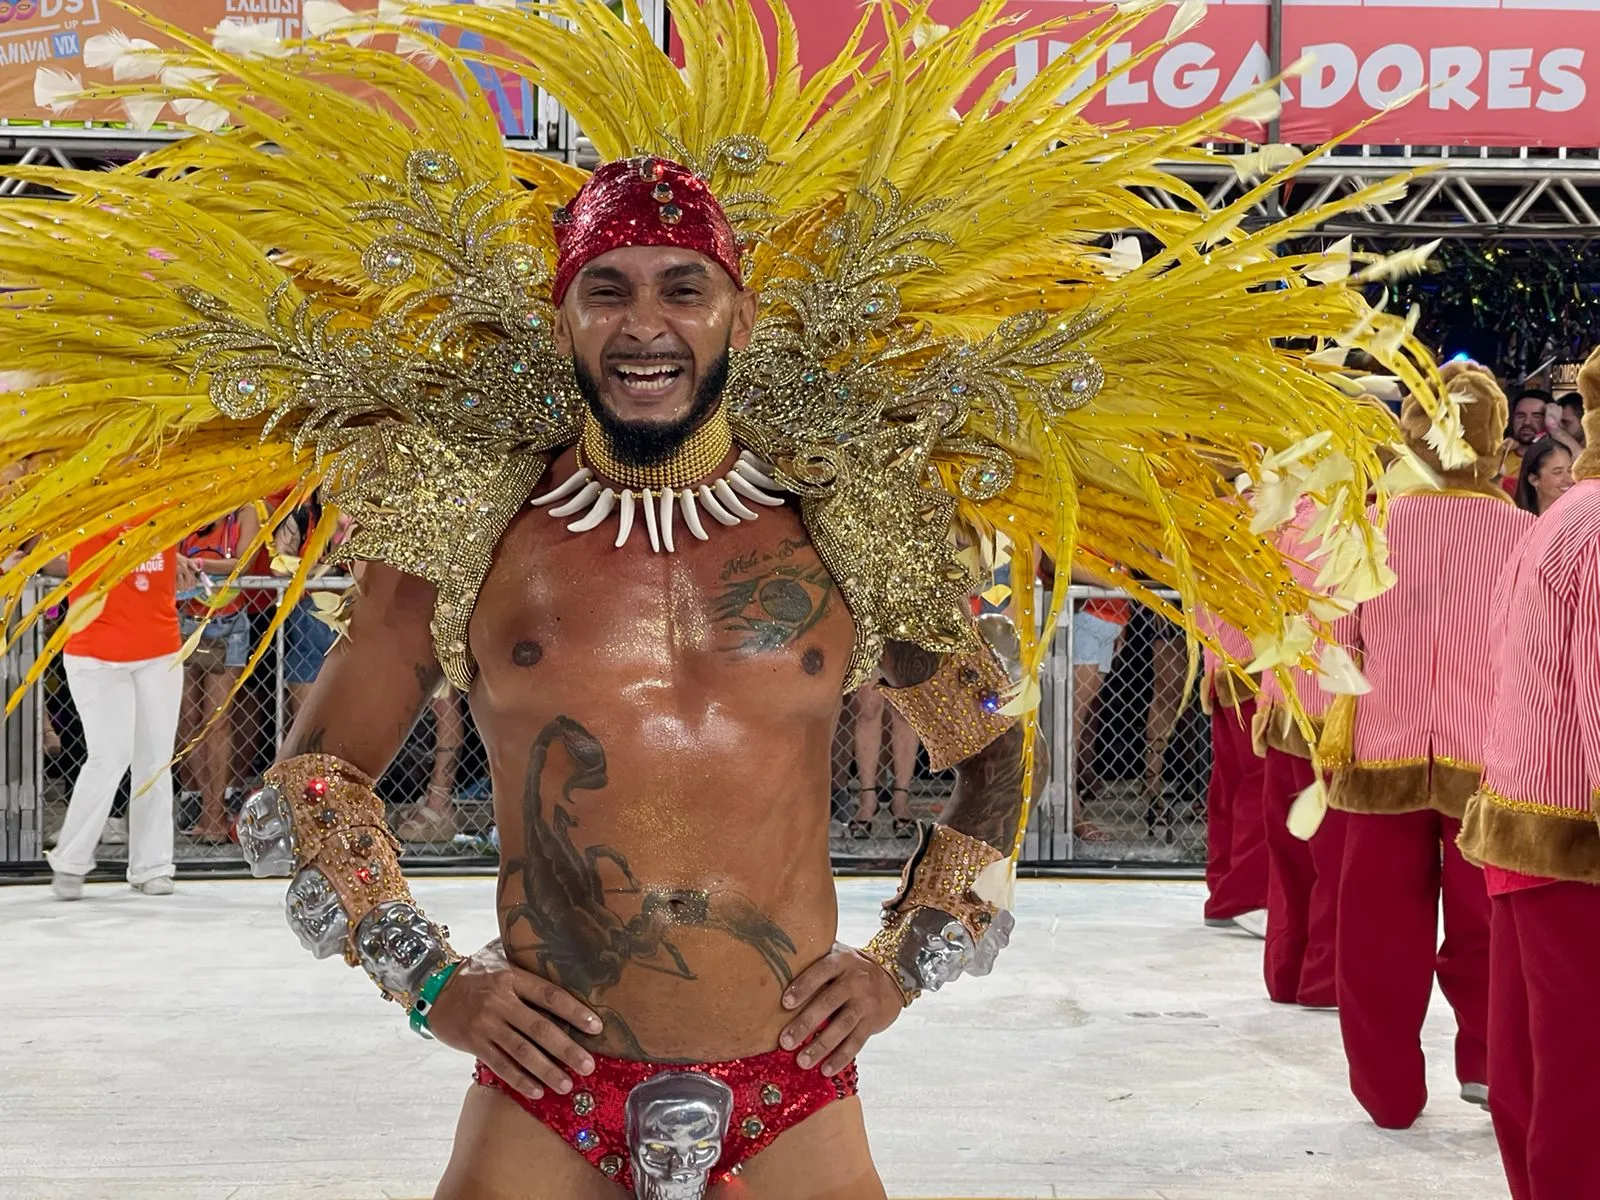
[47,653,183,885]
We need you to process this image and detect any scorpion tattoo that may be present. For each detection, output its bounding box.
[500,716,797,1056]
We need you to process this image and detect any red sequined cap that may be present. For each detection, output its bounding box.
[551,157,742,306]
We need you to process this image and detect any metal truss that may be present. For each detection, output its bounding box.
[5,127,1598,243]
[1150,145,1600,243]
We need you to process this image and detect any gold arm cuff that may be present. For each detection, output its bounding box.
[862,918,921,1007]
[266,754,434,973]
[883,823,1005,941]
[880,650,1015,772]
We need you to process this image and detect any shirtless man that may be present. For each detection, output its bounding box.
[241,160,1028,1199]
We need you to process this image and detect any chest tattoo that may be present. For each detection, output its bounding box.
[710,538,836,655]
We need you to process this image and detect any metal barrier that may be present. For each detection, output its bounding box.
[1,580,1209,874]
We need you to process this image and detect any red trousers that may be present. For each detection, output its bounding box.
[1261,748,1347,1006]
[1490,882,1600,1200]
[1205,700,1268,921]
[1335,810,1489,1129]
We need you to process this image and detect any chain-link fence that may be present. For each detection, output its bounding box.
[2,580,1210,873]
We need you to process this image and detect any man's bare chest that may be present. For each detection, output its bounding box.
[469,497,855,698]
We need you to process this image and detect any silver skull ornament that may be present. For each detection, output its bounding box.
[625,1071,734,1200]
[284,866,350,959]
[237,784,296,878]
[355,901,450,999]
[904,908,976,992]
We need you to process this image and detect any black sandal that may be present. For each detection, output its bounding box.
[889,788,916,838]
[848,819,874,840]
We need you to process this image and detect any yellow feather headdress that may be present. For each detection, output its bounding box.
[0,0,1455,863]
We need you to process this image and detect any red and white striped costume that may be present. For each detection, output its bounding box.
[1198,610,1266,923]
[1326,490,1531,1131]
[1332,492,1536,817]
[1254,496,1345,1007]
[1460,476,1600,1200]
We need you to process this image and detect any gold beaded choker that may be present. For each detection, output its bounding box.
[578,406,733,490]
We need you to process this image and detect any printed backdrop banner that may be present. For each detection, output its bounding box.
[699,0,1599,148]
[0,0,550,138]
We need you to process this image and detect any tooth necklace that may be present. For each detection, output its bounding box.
[530,412,786,552]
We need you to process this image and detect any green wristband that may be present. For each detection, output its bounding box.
[409,958,464,1040]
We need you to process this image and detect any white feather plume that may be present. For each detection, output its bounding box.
[32,68,82,114]
[82,30,164,81]
[1306,234,1353,284]
[212,18,291,60]
[121,96,168,132]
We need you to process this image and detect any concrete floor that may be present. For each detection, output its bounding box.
[2,879,1507,1200]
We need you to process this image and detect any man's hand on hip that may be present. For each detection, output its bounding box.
[427,940,602,1099]
[778,941,903,1076]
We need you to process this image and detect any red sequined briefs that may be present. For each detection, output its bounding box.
[473,1045,859,1187]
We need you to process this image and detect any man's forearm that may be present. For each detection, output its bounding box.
[941,724,1029,852]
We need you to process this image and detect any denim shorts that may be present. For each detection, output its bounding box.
[179,609,250,672]
[284,600,338,685]
[1071,610,1123,673]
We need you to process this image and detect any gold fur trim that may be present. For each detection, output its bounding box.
[1329,758,1481,818]
[1459,785,1600,884]
[1251,700,1321,760]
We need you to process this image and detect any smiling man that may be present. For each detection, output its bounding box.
[244,159,1029,1200]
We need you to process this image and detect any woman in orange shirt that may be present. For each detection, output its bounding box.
[46,525,197,898]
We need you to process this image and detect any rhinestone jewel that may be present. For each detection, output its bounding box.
[652,182,674,203]
[760,1083,782,1106]
[305,778,328,800]
[741,1115,765,1138]
[574,1128,599,1152]
[355,866,376,886]
[233,377,258,397]
[958,665,981,687]
[381,249,405,271]
[418,153,447,179]
[976,466,1001,489]
[598,1154,622,1177]
[572,1091,595,1116]
[659,203,683,226]
[460,393,482,410]
[979,691,1003,714]
[1070,373,1093,394]
[353,833,374,853]
[317,807,338,827]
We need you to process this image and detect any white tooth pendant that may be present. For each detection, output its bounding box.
[614,489,637,549]
[681,488,710,541]
[713,478,761,521]
[735,453,780,490]
[548,479,601,519]
[727,470,786,507]
[642,487,662,552]
[531,467,594,507]
[698,483,742,526]
[568,487,617,533]
[659,486,676,553]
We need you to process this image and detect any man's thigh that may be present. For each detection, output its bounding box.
[435,1084,627,1200]
[717,1096,887,1200]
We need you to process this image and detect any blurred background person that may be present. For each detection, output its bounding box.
[46,524,197,898]
[177,504,259,844]
[1500,388,1551,494]
[1326,361,1531,1130]
[1550,392,1585,454]
[396,685,470,845]
[1514,438,1574,516]
[843,680,919,840]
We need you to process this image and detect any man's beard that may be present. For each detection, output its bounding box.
[574,348,731,468]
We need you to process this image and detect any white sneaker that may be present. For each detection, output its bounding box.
[1232,909,1268,939]
[132,877,175,896]
[52,871,85,901]
[1461,1083,1489,1111]
[101,817,128,845]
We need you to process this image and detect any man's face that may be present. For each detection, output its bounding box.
[1558,396,1586,443]
[554,247,758,465]
[1511,397,1546,446]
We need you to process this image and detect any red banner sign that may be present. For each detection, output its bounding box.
[736,0,1599,147]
